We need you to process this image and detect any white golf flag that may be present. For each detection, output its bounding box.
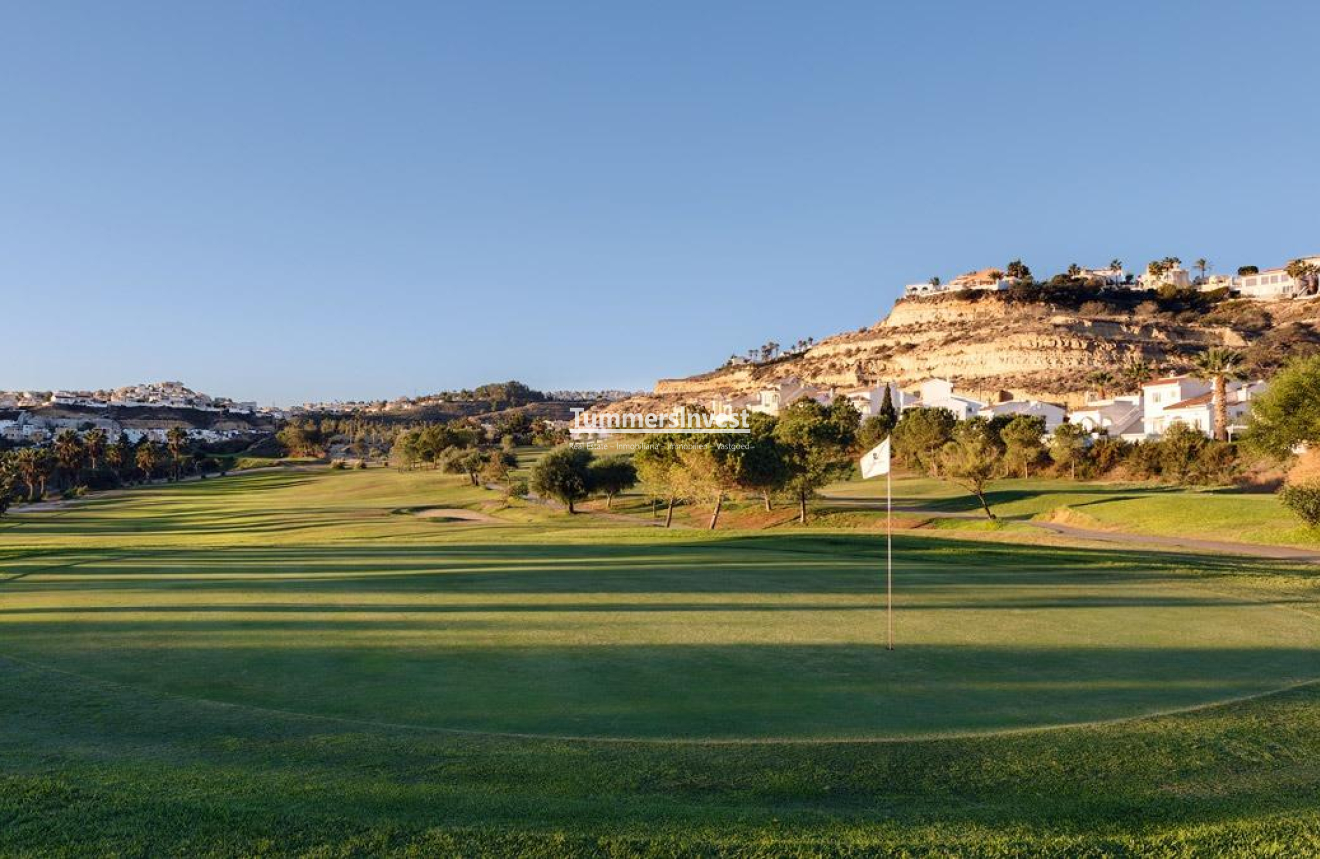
[861,437,890,479]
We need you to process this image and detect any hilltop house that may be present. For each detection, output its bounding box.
[1236,256,1320,300]
[1198,273,1238,291]
[904,267,1017,298]
[1138,263,1191,290]
[1075,266,1128,287]
[948,268,1014,292]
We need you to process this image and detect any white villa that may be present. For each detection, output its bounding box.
[748,378,812,415]
[1075,266,1129,286]
[1069,395,1144,439]
[1138,263,1191,290]
[1129,375,1267,438]
[708,393,758,417]
[1235,257,1320,300]
[1157,381,1267,439]
[908,378,984,420]
[1141,376,1211,436]
[985,399,1066,431]
[905,268,1018,298]
[843,382,915,417]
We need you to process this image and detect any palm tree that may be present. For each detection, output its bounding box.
[106,434,131,477]
[929,276,941,287]
[1087,370,1116,400]
[1122,358,1154,393]
[136,442,160,483]
[1191,348,1245,441]
[0,455,16,518]
[53,429,84,488]
[1193,258,1210,284]
[13,448,45,501]
[83,428,107,470]
[1005,259,1031,281]
[1286,259,1320,296]
[166,427,189,480]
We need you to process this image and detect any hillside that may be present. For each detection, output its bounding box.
[639,290,1320,408]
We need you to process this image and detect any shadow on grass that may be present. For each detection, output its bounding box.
[1,532,1310,601]
[3,637,1319,742]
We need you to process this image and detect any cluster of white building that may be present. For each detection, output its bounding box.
[905,268,1032,297]
[0,381,259,414]
[708,374,1265,442]
[0,412,257,446]
[904,255,1320,302]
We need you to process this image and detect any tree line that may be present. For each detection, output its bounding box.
[276,412,567,462]
[531,396,871,528]
[0,427,228,508]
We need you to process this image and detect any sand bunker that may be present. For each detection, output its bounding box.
[406,507,499,523]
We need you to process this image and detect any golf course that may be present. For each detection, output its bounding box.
[4,465,1320,855]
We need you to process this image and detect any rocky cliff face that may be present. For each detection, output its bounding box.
[640,292,1318,409]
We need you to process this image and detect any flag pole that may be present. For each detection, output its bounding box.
[886,466,893,651]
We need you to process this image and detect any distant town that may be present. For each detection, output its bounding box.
[0,380,640,447]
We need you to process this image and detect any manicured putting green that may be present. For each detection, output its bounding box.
[4,530,1319,740]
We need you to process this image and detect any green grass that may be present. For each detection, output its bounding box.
[4,468,1320,854]
[824,473,1320,548]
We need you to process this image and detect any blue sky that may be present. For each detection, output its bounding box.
[3,1,1318,404]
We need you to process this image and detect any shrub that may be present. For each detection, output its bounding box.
[1084,436,1130,478]
[1187,441,1240,486]
[1158,424,1206,483]
[1126,441,1164,479]
[1279,481,1320,527]
[504,477,529,501]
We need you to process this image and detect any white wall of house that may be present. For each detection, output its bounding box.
[986,400,1066,431]
[1138,265,1191,290]
[747,378,827,416]
[1069,395,1143,436]
[1078,267,1128,286]
[1161,381,1266,438]
[844,383,914,417]
[906,378,983,420]
[1142,377,1211,436]
[1237,270,1299,300]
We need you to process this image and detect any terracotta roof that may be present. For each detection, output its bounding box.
[1166,392,1214,410]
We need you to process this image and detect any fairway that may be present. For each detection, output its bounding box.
[3,469,1319,742]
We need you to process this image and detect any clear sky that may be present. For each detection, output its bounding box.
[3,1,1317,405]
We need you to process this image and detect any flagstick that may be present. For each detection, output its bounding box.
[886,467,893,651]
